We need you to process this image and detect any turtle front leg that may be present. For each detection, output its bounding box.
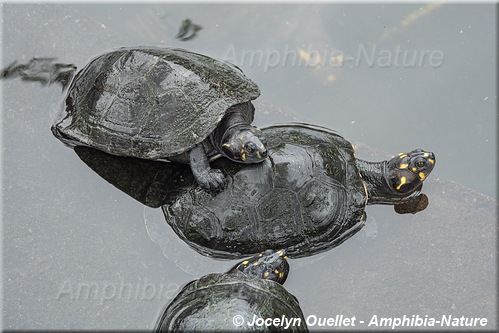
[189,144,227,194]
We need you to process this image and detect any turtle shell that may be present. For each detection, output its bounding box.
[155,270,307,332]
[52,47,260,159]
[162,123,368,259]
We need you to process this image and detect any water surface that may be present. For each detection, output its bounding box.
[2,3,496,331]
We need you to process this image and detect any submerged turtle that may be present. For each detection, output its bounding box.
[155,249,308,332]
[50,47,268,193]
[162,123,435,259]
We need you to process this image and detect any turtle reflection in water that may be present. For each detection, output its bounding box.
[3,47,269,194]
[155,249,308,332]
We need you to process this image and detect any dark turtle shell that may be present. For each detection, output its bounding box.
[155,270,307,332]
[162,123,367,259]
[52,47,260,158]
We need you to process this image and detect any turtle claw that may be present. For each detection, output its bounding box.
[197,168,227,195]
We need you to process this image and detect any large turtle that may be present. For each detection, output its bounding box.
[155,249,308,332]
[50,47,268,193]
[161,123,435,259]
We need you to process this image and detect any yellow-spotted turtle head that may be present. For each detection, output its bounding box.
[387,149,435,195]
[358,148,435,212]
[229,249,289,284]
[221,126,268,164]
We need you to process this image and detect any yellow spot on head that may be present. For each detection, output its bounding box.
[241,151,246,161]
[263,271,269,278]
[279,272,284,279]
[398,154,407,159]
[283,256,288,259]
[222,143,231,148]
[419,172,426,180]
[253,261,259,266]
[277,250,284,256]
[412,167,417,173]
[242,260,249,265]
[399,163,408,169]
[239,135,245,141]
[396,176,407,190]
[259,253,263,257]
[274,269,279,274]
[428,158,435,165]
[256,152,262,159]
[423,152,429,157]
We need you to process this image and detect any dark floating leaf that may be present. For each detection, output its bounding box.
[175,18,202,41]
[1,57,76,90]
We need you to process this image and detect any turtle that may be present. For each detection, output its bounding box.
[161,123,436,259]
[155,249,308,332]
[50,47,268,194]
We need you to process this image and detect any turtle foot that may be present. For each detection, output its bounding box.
[196,168,228,195]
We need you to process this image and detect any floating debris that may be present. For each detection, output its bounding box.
[176,18,202,41]
[1,57,76,90]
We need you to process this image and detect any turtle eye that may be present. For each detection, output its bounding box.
[245,143,255,154]
[415,160,426,168]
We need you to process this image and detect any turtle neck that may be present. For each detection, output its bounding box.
[355,159,392,204]
[211,102,254,150]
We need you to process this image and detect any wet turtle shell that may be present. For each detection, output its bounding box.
[71,122,433,260]
[155,250,307,332]
[163,123,368,259]
[51,47,260,159]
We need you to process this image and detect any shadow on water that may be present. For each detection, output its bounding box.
[2,3,496,331]
[74,146,191,209]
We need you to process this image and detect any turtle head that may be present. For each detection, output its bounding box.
[230,249,289,285]
[386,149,435,195]
[220,126,268,164]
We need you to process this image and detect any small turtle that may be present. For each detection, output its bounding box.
[161,123,436,258]
[51,47,268,194]
[155,249,308,332]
